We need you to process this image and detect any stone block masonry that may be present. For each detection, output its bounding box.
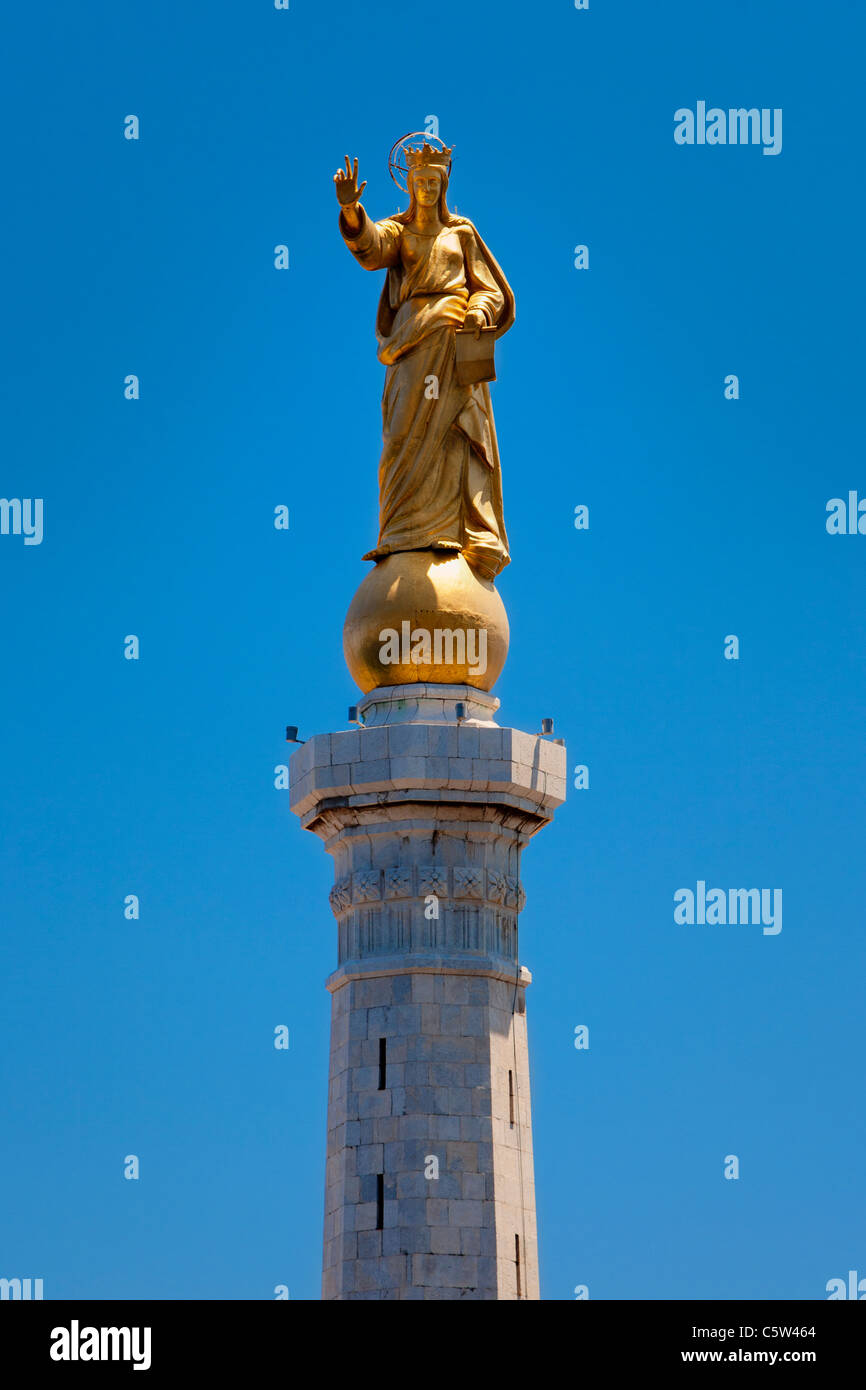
[290,684,565,1300]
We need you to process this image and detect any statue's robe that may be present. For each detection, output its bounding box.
[340,207,514,580]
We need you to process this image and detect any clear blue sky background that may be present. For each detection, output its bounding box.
[2,0,863,1301]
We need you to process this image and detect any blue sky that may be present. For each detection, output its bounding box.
[1,0,863,1299]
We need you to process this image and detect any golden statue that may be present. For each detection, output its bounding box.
[336,140,514,693]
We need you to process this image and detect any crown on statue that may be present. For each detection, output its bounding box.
[403,141,454,172]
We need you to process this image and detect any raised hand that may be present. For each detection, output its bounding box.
[334,156,367,209]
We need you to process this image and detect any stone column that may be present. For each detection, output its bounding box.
[290,683,566,1300]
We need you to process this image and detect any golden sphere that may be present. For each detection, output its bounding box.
[343,551,509,693]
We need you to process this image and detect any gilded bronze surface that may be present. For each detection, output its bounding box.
[335,143,514,692]
[343,550,509,692]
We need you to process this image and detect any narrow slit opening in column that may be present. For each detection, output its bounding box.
[508,1069,514,1126]
[378,1037,387,1090]
[515,1233,521,1297]
[376,1173,384,1230]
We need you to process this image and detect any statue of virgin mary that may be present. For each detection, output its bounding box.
[334,144,514,583]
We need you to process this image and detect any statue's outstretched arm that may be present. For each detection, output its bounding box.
[335,155,400,271]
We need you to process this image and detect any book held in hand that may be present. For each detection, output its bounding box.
[455,324,497,386]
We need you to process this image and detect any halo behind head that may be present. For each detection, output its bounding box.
[388,131,453,191]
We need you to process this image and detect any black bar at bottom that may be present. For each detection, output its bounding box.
[0,1299,861,1374]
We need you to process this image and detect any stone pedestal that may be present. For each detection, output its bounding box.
[290,683,566,1300]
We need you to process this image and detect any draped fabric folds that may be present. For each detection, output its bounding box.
[341,208,514,580]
